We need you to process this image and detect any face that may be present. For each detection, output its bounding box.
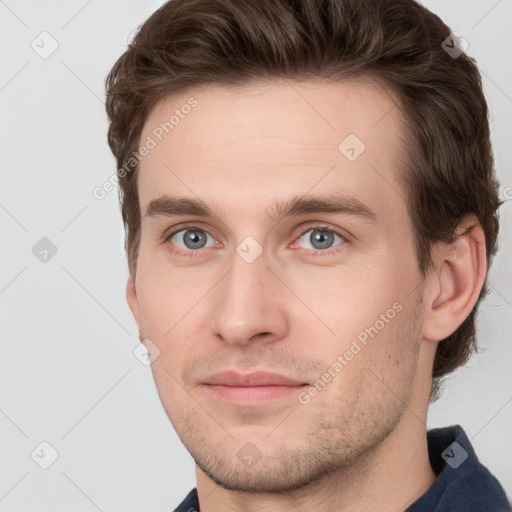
[127,79,430,493]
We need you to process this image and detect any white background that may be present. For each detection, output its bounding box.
[0,1,511,510]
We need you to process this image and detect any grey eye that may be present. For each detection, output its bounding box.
[298,229,344,251]
[171,229,213,250]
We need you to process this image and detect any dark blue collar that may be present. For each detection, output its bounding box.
[406,424,510,511]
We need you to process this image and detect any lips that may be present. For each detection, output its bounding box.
[201,370,309,406]
[203,370,308,387]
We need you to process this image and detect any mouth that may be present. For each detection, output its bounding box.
[201,370,309,406]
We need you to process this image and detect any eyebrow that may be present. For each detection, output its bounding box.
[144,194,378,223]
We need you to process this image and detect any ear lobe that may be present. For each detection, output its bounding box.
[422,223,487,342]
[126,277,143,338]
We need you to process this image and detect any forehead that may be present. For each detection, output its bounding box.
[137,78,407,225]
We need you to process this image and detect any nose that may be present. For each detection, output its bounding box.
[211,249,289,346]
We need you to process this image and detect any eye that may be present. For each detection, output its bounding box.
[295,226,346,253]
[167,228,216,251]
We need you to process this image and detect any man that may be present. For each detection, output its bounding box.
[105,0,510,510]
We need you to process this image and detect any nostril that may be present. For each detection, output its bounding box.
[250,332,271,341]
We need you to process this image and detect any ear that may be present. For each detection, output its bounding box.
[422,218,487,342]
[126,277,144,341]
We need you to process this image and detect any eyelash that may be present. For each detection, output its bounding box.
[162,223,349,258]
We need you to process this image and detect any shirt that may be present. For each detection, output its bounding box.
[173,424,510,511]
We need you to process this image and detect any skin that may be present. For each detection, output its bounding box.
[126,78,487,512]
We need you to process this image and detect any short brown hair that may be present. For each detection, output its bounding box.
[105,0,503,399]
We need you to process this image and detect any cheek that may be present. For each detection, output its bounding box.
[288,262,417,379]
[281,259,399,337]
[135,252,209,337]
[134,265,213,378]
[318,300,421,417]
